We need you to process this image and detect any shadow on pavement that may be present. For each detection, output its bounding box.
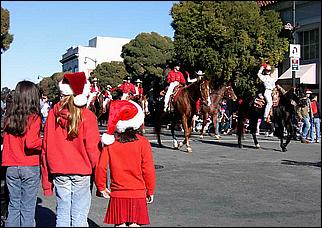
[35,197,100,227]
[35,198,56,227]
[281,160,321,167]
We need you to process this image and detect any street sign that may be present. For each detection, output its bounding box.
[291,57,300,71]
[289,44,301,58]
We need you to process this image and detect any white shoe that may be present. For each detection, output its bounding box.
[268,132,274,137]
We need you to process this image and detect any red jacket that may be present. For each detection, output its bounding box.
[118,82,136,94]
[95,134,156,198]
[41,102,101,196]
[2,114,42,166]
[167,70,186,84]
[90,84,101,93]
[134,86,144,97]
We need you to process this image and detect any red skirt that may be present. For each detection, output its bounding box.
[104,197,150,225]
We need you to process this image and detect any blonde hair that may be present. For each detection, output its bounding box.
[57,95,82,138]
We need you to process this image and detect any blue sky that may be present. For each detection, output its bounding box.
[1,1,176,90]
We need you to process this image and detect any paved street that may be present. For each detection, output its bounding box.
[35,127,321,227]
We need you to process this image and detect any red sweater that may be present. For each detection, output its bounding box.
[41,103,101,196]
[95,135,156,198]
[167,70,186,84]
[2,114,42,166]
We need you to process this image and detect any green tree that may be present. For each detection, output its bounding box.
[1,7,14,54]
[38,72,64,103]
[121,32,175,82]
[92,61,127,89]
[171,1,289,97]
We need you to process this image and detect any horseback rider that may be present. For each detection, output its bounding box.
[133,79,144,101]
[163,62,186,112]
[257,61,278,122]
[187,70,205,84]
[102,85,113,111]
[118,76,136,100]
[86,77,101,108]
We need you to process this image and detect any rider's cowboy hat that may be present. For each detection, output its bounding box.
[196,70,205,76]
[135,79,142,83]
[92,77,98,82]
[106,85,112,89]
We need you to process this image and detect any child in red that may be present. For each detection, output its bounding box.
[2,81,42,227]
[41,72,101,227]
[96,100,156,227]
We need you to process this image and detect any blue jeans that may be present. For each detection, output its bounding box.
[309,117,321,141]
[53,175,91,227]
[301,117,311,139]
[5,166,40,227]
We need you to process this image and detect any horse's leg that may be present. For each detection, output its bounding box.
[237,115,244,148]
[250,115,260,148]
[281,118,293,152]
[170,116,179,149]
[200,111,209,139]
[179,115,192,153]
[154,113,163,147]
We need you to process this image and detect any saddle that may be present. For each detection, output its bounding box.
[168,85,184,112]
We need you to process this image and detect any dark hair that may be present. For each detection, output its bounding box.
[4,81,41,136]
[114,127,143,143]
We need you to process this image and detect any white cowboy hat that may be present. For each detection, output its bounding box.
[196,70,205,76]
[92,77,98,81]
[135,79,142,83]
[107,85,112,89]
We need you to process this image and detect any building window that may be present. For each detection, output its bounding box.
[299,29,319,60]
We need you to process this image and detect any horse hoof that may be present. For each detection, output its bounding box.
[187,147,192,153]
[282,147,287,152]
[179,142,184,147]
[173,140,178,149]
[214,135,220,140]
[255,144,261,149]
[200,135,204,139]
[238,144,243,149]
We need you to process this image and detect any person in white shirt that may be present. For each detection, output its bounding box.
[257,62,278,122]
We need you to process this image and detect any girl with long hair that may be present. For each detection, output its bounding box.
[1,80,42,227]
[41,72,101,227]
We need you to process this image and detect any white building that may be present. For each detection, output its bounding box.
[60,36,131,77]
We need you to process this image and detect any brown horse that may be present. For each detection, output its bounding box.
[88,93,106,125]
[130,94,150,117]
[154,78,210,152]
[199,83,237,139]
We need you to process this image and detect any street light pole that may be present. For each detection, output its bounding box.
[291,0,296,88]
[84,56,97,67]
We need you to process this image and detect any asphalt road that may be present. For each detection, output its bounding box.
[35,127,321,227]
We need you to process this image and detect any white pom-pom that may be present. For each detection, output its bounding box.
[101,133,115,145]
[74,94,87,107]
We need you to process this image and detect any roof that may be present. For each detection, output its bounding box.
[256,1,277,7]
[277,63,317,84]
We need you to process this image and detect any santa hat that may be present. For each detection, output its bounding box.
[58,72,91,106]
[101,100,145,145]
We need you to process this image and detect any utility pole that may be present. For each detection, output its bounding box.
[291,1,296,88]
